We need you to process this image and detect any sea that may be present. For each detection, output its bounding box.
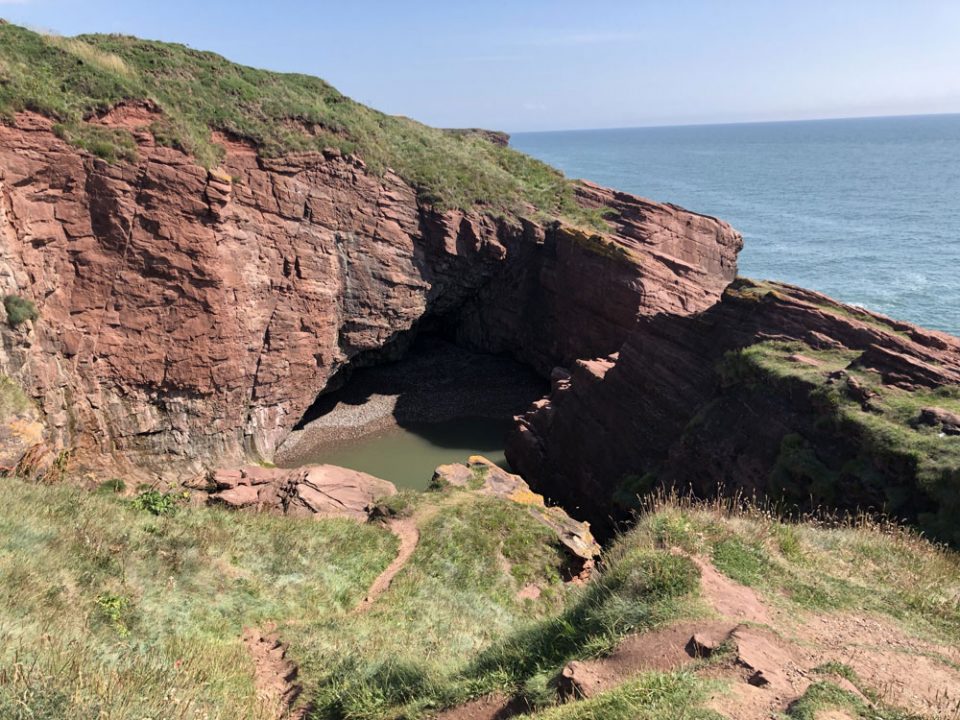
[512,114,960,337]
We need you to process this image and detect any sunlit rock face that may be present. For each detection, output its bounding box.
[0,114,740,478]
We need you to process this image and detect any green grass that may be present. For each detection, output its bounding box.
[463,546,703,693]
[633,501,960,646]
[0,471,957,718]
[785,681,923,720]
[0,374,33,418]
[716,339,960,544]
[0,476,600,720]
[297,494,578,718]
[0,477,397,719]
[517,671,724,720]
[2,294,38,327]
[0,22,605,224]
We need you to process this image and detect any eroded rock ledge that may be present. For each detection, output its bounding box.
[205,464,396,520]
[432,456,600,581]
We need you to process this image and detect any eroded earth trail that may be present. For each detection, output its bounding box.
[242,625,308,720]
[355,517,421,611]
[436,551,960,720]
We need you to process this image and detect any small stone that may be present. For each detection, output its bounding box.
[787,353,821,367]
[687,632,720,658]
[558,661,603,700]
[747,670,771,687]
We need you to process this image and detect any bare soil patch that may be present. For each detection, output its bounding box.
[92,100,162,129]
[433,693,527,720]
[242,624,307,720]
[355,517,420,611]
[798,612,960,718]
[689,553,772,625]
[559,621,736,699]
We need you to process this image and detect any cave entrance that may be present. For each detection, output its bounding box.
[274,334,548,490]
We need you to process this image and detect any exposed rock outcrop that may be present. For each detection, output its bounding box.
[433,456,600,579]
[507,279,960,542]
[207,464,396,520]
[4,99,956,543]
[0,112,740,477]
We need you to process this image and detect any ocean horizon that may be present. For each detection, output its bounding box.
[513,113,960,337]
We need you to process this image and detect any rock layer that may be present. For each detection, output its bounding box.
[207,464,396,520]
[507,279,960,542]
[0,112,740,476]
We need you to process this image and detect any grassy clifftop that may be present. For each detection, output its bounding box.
[1,474,957,719]
[0,21,589,219]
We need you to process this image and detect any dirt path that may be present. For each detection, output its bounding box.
[242,624,308,720]
[688,554,772,625]
[239,517,421,718]
[428,551,960,720]
[355,517,420,611]
[433,693,528,720]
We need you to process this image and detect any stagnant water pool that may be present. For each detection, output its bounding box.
[281,416,514,490]
[274,337,547,490]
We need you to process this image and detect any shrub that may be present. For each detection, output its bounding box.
[3,295,37,327]
[131,490,177,516]
[95,592,131,636]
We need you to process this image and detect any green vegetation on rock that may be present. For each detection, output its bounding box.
[0,22,602,223]
[716,339,960,544]
[2,294,37,327]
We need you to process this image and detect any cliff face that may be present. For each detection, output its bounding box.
[507,279,960,542]
[3,72,956,545]
[0,112,741,476]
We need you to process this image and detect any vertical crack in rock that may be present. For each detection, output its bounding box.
[0,115,741,477]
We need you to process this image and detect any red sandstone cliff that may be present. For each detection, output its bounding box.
[507,280,960,542]
[0,112,741,477]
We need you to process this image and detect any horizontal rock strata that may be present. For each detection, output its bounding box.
[507,279,960,542]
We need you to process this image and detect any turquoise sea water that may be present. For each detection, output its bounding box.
[512,114,960,337]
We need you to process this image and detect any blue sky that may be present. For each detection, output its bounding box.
[2,0,959,132]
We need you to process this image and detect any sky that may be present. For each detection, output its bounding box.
[1,0,959,132]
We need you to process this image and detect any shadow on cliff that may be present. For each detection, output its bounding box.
[292,334,548,455]
[507,278,960,545]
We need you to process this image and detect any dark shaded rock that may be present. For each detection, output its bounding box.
[687,632,722,658]
[918,407,960,435]
[507,279,960,542]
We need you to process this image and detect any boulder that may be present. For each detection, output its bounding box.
[918,406,960,435]
[208,464,396,521]
[557,661,603,700]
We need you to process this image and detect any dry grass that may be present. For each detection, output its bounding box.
[0,458,956,718]
[45,35,132,76]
